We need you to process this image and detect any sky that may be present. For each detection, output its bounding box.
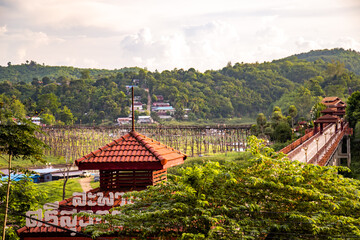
[0,0,359,71]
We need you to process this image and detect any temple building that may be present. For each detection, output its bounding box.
[314,97,347,133]
[320,97,346,118]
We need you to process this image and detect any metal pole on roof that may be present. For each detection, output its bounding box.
[132,85,135,132]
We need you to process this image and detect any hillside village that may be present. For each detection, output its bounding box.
[117,80,189,125]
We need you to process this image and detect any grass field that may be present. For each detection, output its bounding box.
[0,155,67,169]
[36,178,83,206]
[90,180,100,189]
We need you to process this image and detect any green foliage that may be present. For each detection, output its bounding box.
[256,113,267,136]
[311,102,327,121]
[346,91,360,128]
[37,93,60,114]
[272,121,292,143]
[84,136,360,239]
[0,175,47,239]
[57,106,76,125]
[288,105,297,128]
[294,48,360,75]
[0,116,49,239]
[0,62,139,84]
[0,119,48,162]
[40,113,56,125]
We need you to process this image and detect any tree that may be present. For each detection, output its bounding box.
[10,99,26,119]
[174,105,185,121]
[310,102,327,121]
[41,76,52,85]
[0,175,47,240]
[150,111,160,123]
[37,93,61,114]
[40,113,56,125]
[272,121,292,143]
[271,106,285,127]
[0,95,26,121]
[31,78,41,87]
[84,137,360,239]
[346,91,360,128]
[57,106,76,125]
[0,118,48,239]
[256,113,267,136]
[288,105,298,128]
[80,70,90,79]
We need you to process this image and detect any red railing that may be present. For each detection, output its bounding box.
[279,124,333,157]
[317,123,349,166]
[279,131,315,154]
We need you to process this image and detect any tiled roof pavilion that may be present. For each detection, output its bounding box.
[17,130,187,239]
[76,130,187,191]
[76,130,187,171]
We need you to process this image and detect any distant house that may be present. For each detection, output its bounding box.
[34,168,84,182]
[132,79,140,85]
[137,116,153,124]
[134,102,143,111]
[152,102,170,107]
[152,106,175,115]
[125,85,133,93]
[117,117,132,125]
[159,115,173,120]
[31,117,41,125]
[156,95,164,102]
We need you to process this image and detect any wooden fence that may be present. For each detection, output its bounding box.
[37,125,252,161]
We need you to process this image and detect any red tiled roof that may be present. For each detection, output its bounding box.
[322,96,339,102]
[321,97,345,107]
[314,114,340,123]
[321,108,337,113]
[75,131,187,170]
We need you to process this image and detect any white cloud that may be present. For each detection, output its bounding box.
[256,26,287,45]
[335,37,360,50]
[0,0,359,70]
[17,48,27,61]
[0,25,7,35]
[295,37,322,51]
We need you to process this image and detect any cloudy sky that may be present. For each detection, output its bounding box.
[0,0,359,71]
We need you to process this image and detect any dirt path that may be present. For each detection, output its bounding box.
[78,177,92,192]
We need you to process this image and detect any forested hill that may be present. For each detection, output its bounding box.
[288,48,360,75]
[0,48,359,125]
[0,61,139,83]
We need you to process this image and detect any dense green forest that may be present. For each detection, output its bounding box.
[293,48,360,75]
[0,48,359,125]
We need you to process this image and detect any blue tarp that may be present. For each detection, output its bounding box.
[0,174,40,183]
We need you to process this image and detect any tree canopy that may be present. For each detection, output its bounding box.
[83,136,360,239]
[346,91,360,128]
